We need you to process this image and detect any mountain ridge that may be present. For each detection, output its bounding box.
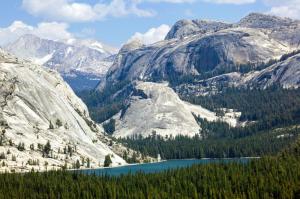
[0,49,129,172]
[87,13,300,138]
[4,34,118,91]
[100,13,300,91]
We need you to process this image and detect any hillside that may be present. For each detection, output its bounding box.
[78,13,300,139]
[0,49,127,172]
[0,137,299,198]
[109,81,240,138]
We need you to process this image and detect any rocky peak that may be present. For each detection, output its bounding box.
[165,13,300,41]
[65,38,118,55]
[237,12,299,29]
[15,34,41,43]
[5,34,64,60]
[120,39,144,53]
[165,19,232,40]
[4,34,116,81]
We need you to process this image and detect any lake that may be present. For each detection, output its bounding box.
[78,158,253,176]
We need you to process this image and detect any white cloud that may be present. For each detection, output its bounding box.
[22,0,263,23]
[203,0,256,4]
[127,24,170,45]
[0,21,73,45]
[22,0,155,22]
[264,0,300,19]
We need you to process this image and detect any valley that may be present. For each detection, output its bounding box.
[1,7,300,198]
[1,12,300,170]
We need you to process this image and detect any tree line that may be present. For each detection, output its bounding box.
[0,139,299,198]
[119,126,299,159]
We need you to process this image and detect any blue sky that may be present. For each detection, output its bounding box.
[0,0,299,47]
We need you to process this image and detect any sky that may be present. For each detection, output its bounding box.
[0,0,299,47]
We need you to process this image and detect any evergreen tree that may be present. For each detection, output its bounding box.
[56,119,62,127]
[104,155,112,167]
[49,121,54,129]
[87,158,90,168]
[103,119,116,135]
[43,141,51,157]
[17,142,25,151]
[75,160,80,169]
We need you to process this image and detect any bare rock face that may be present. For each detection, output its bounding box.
[246,54,300,89]
[165,19,232,40]
[237,13,296,29]
[238,13,300,48]
[96,13,300,139]
[175,53,300,96]
[121,39,145,53]
[108,81,240,138]
[0,49,126,172]
[101,13,299,90]
[102,29,292,88]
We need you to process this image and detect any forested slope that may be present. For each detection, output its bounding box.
[0,139,299,198]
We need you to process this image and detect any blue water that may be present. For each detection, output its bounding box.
[79,158,251,176]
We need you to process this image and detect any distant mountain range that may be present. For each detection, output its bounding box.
[4,34,118,91]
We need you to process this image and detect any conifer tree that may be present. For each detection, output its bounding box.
[104,155,112,167]
[43,141,51,157]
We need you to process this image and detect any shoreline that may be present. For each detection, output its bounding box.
[0,157,260,173]
[71,160,168,172]
[70,157,260,172]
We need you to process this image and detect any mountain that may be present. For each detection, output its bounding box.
[0,49,128,172]
[165,19,232,40]
[246,53,300,88]
[66,38,118,55]
[108,81,240,138]
[100,13,299,90]
[175,51,300,96]
[4,34,117,91]
[85,13,300,139]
